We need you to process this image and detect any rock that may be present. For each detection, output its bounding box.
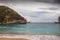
[58,16,60,23]
[0,6,27,24]
[55,16,60,24]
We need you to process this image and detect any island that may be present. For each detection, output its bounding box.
[0,6,27,24]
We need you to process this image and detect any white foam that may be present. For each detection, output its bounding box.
[0,34,60,40]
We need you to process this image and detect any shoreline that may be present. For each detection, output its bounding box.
[0,34,59,40]
[0,22,60,25]
[0,32,59,40]
[0,32,60,36]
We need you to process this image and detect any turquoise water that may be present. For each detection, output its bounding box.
[0,23,60,34]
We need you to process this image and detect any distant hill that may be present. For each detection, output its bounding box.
[0,6,27,24]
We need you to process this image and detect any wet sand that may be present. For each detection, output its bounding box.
[0,32,60,40]
[0,34,60,40]
[0,38,28,40]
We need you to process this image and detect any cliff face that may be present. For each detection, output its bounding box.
[0,6,27,24]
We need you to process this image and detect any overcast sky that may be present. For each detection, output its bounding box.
[0,0,60,22]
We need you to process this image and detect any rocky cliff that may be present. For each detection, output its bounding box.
[0,6,27,24]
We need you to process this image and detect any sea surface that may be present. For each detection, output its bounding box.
[0,23,60,34]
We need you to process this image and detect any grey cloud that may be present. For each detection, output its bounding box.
[35,0,60,3]
[0,0,34,1]
[15,9,58,22]
[19,9,53,19]
[39,7,59,11]
[35,11,50,14]
[0,0,60,3]
[48,7,59,10]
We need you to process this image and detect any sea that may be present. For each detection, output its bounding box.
[0,23,60,35]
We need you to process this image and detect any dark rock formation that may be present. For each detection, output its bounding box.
[0,6,27,24]
[58,16,60,23]
[55,16,60,24]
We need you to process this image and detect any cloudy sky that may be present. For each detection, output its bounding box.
[0,0,60,22]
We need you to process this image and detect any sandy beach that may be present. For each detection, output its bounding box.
[0,38,28,40]
[0,34,60,40]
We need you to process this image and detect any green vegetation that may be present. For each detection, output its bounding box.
[0,6,27,24]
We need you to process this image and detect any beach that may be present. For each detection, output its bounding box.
[0,38,28,40]
[0,34,60,40]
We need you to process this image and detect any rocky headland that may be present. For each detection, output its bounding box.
[0,6,27,24]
